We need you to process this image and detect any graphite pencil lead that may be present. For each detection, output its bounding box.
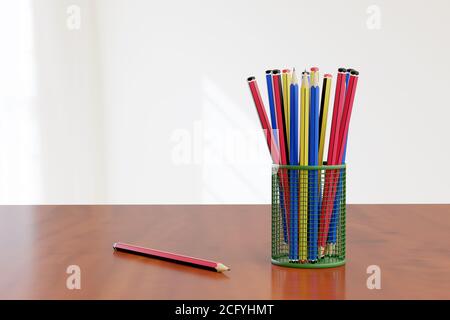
[216,263,231,272]
[301,72,309,87]
[291,68,298,84]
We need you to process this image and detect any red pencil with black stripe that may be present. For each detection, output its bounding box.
[113,242,230,272]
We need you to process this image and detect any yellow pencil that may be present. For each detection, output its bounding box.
[299,71,309,262]
[282,69,291,149]
[318,74,332,167]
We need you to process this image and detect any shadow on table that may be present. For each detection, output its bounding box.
[271,265,346,299]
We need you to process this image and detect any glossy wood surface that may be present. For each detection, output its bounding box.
[0,205,449,299]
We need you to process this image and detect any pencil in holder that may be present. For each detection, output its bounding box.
[271,163,346,268]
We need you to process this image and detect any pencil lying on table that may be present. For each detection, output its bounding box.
[113,242,230,272]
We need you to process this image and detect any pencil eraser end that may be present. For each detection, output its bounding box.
[310,67,319,72]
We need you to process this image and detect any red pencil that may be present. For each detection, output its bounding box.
[271,70,288,164]
[247,76,280,164]
[113,242,230,272]
[247,75,290,240]
[318,68,347,254]
[327,68,347,165]
[336,70,359,164]
[269,70,291,236]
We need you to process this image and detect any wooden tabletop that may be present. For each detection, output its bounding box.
[0,205,449,300]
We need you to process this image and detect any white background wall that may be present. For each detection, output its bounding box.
[1,0,449,204]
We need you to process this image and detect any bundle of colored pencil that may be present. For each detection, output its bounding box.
[247,67,359,262]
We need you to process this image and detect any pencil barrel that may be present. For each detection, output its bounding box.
[271,164,346,268]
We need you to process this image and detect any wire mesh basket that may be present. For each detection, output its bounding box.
[271,163,346,268]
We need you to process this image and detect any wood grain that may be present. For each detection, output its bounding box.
[0,205,449,299]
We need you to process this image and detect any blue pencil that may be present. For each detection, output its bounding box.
[327,69,352,255]
[308,68,320,261]
[266,70,288,243]
[265,70,278,146]
[289,69,299,261]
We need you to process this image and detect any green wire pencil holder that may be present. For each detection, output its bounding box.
[271,164,346,268]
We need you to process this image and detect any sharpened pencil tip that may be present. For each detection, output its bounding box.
[291,68,298,84]
[301,71,309,87]
[216,263,230,272]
